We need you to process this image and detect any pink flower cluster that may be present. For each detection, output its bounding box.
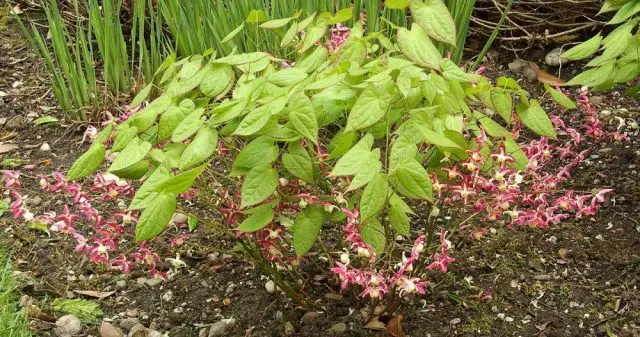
[2,170,170,279]
[577,90,628,141]
[326,24,350,52]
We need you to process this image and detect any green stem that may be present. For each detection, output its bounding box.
[471,0,514,70]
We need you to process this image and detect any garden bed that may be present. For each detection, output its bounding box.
[2,6,640,337]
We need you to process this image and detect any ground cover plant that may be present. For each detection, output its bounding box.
[1,0,638,335]
[0,250,31,337]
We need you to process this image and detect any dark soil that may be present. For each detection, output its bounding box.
[1,6,640,337]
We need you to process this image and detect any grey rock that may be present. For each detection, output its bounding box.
[115,280,127,289]
[119,318,140,332]
[55,315,82,336]
[208,318,236,337]
[199,328,209,337]
[6,115,26,129]
[545,48,568,67]
[99,321,124,337]
[284,322,295,336]
[300,311,322,326]
[329,322,347,334]
[127,324,146,337]
[29,196,42,206]
[146,278,163,287]
[0,117,7,126]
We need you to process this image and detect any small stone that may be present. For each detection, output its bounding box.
[115,280,127,289]
[99,321,124,337]
[19,295,34,308]
[534,274,553,281]
[29,196,42,206]
[127,324,146,337]
[301,311,321,326]
[126,309,138,317]
[55,315,82,336]
[329,322,347,334]
[162,291,173,302]
[146,278,163,287]
[545,48,568,67]
[119,318,140,332]
[222,298,231,306]
[0,117,6,126]
[504,317,514,322]
[497,313,505,320]
[208,318,236,337]
[284,322,295,336]
[40,143,51,152]
[171,213,188,225]
[6,115,26,129]
[199,328,209,337]
[265,280,275,293]
[450,318,461,325]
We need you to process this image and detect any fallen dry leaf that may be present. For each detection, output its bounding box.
[536,68,566,86]
[364,318,386,330]
[386,315,406,337]
[0,132,18,141]
[74,290,115,299]
[0,144,18,154]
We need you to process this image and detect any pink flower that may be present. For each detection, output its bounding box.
[359,273,388,299]
[427,251,456,273]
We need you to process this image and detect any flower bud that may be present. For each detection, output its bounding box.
[340,253,350,265]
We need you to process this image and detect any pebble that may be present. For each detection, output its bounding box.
[118,318,140,332]
[40,143,51,152]
[544,48,568,67]
[99,321,124,337]
[55,315,82,336]
[208,318,236,337]
[115,280,127,289]
[301,311,321,325]
[199,328,209,337]
[29,196,42,206]
[284,322,295,336]
[146,278,163,287]
[450,318,461,325]
[127,324,146,337]
[0,117,6,126]
[125,308,138,317]
[265,280,275,293]
[504,317,514,322]
[329,322,347,334]
[162,291,174,302]
[5,115,26,129]
[533,274,553,281]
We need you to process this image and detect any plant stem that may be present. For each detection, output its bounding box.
[471,0,514,70]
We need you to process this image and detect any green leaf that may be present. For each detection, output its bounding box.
[67,143,106,180]
[129,162,171,210]
[389,193,415,215]
[231,136,279,176]
[504,137,529,171]
[422,129,462,149]
[544,83,577,109]
[301,21,327,53]
[112,124,138,152]
[52,299,102,322]
[135,193,176,242]
[221,22,245,43]
[200,63,235,98]
[348,150,381,191]
[216,52,269,66]
[561,33,603,61]
[282,141,314,182]
[490,89,513,123]
[410,0,457,45]
[247,9,267,23]
[94,124,113,145]
[609,0,640,24]
[296,46,329,73]
[159,164,207,195]
[172,108,204,142]
[130,105,160,132]
[281,21,299,47]
[259,17,293,29]
[288,93,319,143]
[346,83,393,131]
[109,138,152,173]
[389,136,417,173]
[441,59,480,82]
[130,82,152,108]
[389,204,410,236]
[188,215,198,232]
[331,133,374,176]
[517,99,557,138]
[360,174,390,221]
[474,111,511,138]
[566,62,616,87]
[268,68,308,86]
[397,24,442,70]
[237,204,274,232]
[234,105,272,136]
[361,218,386,254]
[33,116,59,125]
[386,0,409,9]
[158,100,195,140]
[327,130,357,159]
[293,205,325,256]
[328,7,354,24]
[496,76,521,90]
[241,163,278,208]
[179,127,217,170]
[393,160,432,200]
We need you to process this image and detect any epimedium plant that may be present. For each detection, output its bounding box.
[64,3,565,311]
[562,0,640,94]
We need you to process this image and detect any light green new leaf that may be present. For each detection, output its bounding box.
[386,0,409,9]
[129,163,171,210]
[109,138,152,172]
[215,52,269,66]
[474,111,511,138]
[346,83,393,131]
[397,25,442,70]
[348,150,381,191]
[441,59,480,82]
[328,7,354,24]
[237,204,274,232]
[327,130,357,159]
[561,33,602,61]
[200,63,234,98]
[129,82,152,108]
[112,124,138,152]
[234,105,272,136]
[67,143,106,180]
[361,218,386,253]
[293,205,325,256]
[609,0,640,24]
[517,99,557,138]
[301,21,327,53]
[393,160,432,200]
[259,17,293,29]
[410,0,457,45]
[231,136,279,176]
[158,100,195,140]
[135,193,176,242]
[160,164,207,194]
[566,62,615,87]
[172,108,204,142]
[281,22,299,47]
[288,93,318,143]
[247,9,267,23]
[268,68,308,86]
[360,174,390,221]
[389,204,410,236]
[422,129,462,148]
[331,133,374,176]
[544,83,577,109]
[490,89,513,123]
[296,46,329,73]
[94,124,113,145]
[282,141,314,182]
[241,163,278,208]
[179,127,218,170]
[504,137,529,171]
[221,22,245,43]
[33,116,59,125]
